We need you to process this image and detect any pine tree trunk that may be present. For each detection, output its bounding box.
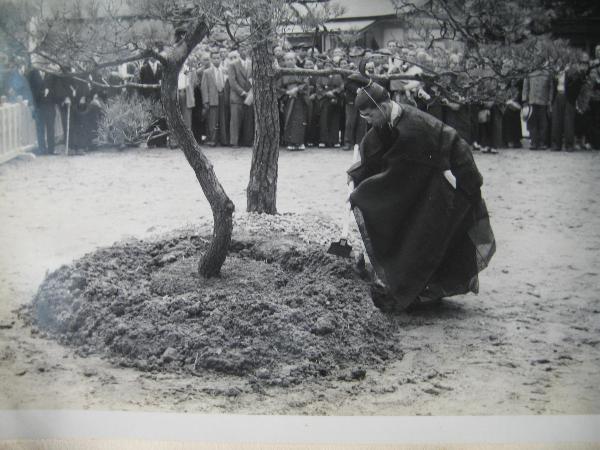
[247,24,280,214]
[161,23,234,278]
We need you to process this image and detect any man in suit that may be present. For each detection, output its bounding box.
[192,52,211,143]
[178,62,198,132]
[51,68,75,147]
[139,58,162,101]
[227,50,253,147]
[201,52,227,146]
[239,49,255,146]
[27,65,67,155]
[522,64,554,150]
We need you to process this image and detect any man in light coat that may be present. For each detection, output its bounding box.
[227,50,253,147]
[178,63,197,132]
[201,52,227,146]
[522,66,554,150]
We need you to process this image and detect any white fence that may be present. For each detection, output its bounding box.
[0,98,63,164]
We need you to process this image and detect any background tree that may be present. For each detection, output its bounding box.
[217,0,339,214]
[392,0,587,102]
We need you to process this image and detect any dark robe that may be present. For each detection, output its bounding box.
[348,104,495,311]
[304,75,320,146]
[503,79,523,147]
[278,74,307,146]
[317,74,344,146]
[444,103,475,145]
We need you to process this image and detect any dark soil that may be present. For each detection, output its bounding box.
[24,226,403,387]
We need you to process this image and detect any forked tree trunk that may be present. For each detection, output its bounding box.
[161,22,234,277]
[246,21,280,214]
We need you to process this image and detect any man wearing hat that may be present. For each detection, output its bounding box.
[348,81,495,312]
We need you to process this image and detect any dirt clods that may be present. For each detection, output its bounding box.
[24,224,402,386]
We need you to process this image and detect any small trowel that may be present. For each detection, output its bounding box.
[328,144,360,258]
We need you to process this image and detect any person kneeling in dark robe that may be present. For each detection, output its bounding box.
[348,81,496,313]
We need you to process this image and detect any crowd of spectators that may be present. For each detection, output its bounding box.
[1,38,600,155]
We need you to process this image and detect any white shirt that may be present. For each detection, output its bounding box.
[213,66,224,91]
[178,69,187,90]
[390,101,402,124]
[557,71,566,93]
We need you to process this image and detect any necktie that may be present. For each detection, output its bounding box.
[215,67,223,91]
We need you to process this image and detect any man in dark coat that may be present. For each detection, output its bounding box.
[316,59,344,148]
[348,81,495,312]
[139,58,162,101]
[343,73,369,150]
[27,67,64,155]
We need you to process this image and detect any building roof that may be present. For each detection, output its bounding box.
[282,18,375,34]
[330,0,397,20]
[289,0,398,23]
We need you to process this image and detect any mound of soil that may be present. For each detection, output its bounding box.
[25,215,403,386]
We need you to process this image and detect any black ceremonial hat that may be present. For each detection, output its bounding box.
[355,81,390,111]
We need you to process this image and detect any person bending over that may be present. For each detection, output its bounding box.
[348,81,496,312]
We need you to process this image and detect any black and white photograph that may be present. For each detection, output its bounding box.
[0,0,599,447]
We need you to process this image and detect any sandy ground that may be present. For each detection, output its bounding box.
[0,145,599,415]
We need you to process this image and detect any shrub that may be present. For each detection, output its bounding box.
[96,94,161,147]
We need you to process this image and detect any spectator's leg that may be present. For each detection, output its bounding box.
[491,106,503,149]
[329,104,342,146]
[319,100,329,145]
[191,104,203,144]
[207,106,218,144]
[229,102,242,146]
[528,105,540,149]
[340,100,346,146]
[564,100,575,151]
[218,93,227,146]
[551,94,565,150]
[44,104,56,154]
[70,106,81,150]
[32,108,47,154]
[590,101,600,150]
[242,105,254,147]
[539,105,549,148]
[344,101,355,149]
[58,103,68,144]
[221,89,230,146]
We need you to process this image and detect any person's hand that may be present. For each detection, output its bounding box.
[64,97,71,105]
[202,105,209,116]
[417,89,431,101]
[44,88,49,97]
[241,91,247,97]
[79,96,86,104]
[91,95,101,107]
